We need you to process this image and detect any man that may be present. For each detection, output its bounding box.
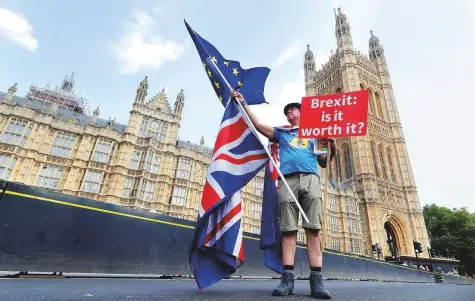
[231,91,335,299]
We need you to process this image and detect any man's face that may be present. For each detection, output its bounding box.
[286,107,300,124]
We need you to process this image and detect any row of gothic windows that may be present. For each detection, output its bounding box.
[0,119,116,164]
[371,141,397,182]
[333,86,385,121]
[328,143,354,182]
[327,141,398,184]
[359,84,384,120]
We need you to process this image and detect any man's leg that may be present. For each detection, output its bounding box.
[301,174,331,299]
[305,228,323,268]
[282,231,297,268]
[273,175,299,296]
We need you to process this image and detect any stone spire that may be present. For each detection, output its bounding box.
[200,136,205,152]
[60,72,75,94]
[369,30,384,61]
[174,89,185,117]
[91,106,100,124]
[334,7,353,50]
[304,44,316,72]
[304,45,317,94]
[4,83,18,103]
[134,76,148,105]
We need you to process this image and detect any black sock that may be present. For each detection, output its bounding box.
[283,265,294,271]
[310,267,322,272]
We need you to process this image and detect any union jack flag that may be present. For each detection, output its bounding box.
[185,20,272,289]
[189,100,269,289]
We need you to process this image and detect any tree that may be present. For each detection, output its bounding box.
[423,204,475,277]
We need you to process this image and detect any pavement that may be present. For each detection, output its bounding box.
[0,278,474,301]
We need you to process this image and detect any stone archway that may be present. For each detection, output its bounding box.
[384,221,399,258]
[383,213,410,256]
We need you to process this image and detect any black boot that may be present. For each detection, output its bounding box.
[272,270,295,296]
[309,271,331,299]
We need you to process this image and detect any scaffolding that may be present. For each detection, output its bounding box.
[25,73,91,115]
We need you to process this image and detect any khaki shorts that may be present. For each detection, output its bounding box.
[277,173,323,232]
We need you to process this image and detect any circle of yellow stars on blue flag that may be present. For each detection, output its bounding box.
[185,20,270,108]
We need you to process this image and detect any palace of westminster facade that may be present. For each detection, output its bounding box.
[0,9,430,260]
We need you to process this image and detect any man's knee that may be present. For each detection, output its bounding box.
[304,228,321,236]
[281,230,298,238]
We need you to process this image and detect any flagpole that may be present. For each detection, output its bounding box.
[321,142,332,251]
[207,57,310,224]
[235,99,309,224]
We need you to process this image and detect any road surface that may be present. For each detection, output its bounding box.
[0,278,473,301]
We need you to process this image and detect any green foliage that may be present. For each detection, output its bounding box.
[423,204,475,276]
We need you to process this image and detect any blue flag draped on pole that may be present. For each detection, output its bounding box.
[260,143,283,274]
[185,20,283,289]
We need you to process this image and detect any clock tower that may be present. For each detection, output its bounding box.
[125,77,182,145]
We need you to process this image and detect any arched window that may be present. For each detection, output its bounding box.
[371,141,379,177]
[335,150,342,182]
[375,92,384,119]
[386,147,395,182]
[368,88,376,115]
[342,144,354,179]
[360,84,370,114]
[378,144,387,180]
[329,158,333,181]
[335,87,342,93]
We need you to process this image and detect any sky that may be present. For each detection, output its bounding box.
[0,0,474,212]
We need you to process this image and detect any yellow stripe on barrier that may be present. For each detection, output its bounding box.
[3,190,261,241]
[4,190,195,230]
[1,189,434,273]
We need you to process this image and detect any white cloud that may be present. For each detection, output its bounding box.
[252,74,306,144]
[112,9,184,74]
[274,41,301,69]
[162,84,171,94]
[277,80,305,105]
[0,8,38,51]
[315,51,330,69]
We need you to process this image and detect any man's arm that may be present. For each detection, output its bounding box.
[231,90,274,140]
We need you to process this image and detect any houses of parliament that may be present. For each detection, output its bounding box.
[0,8,430,261]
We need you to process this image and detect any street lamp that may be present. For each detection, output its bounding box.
[413,240,423,267]
[372,243,382,260]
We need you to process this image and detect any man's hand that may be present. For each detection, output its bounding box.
[230,90,274,140]
[317,138,336,168]
[231,90,245,105]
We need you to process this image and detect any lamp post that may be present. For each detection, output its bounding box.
[413,240,423,267]
[372,243,382,260]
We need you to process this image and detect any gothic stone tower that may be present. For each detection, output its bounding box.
[304,8,431,259]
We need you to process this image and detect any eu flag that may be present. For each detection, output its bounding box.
[184,20,271,107]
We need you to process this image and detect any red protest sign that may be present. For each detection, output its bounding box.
[298,90,369,139]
